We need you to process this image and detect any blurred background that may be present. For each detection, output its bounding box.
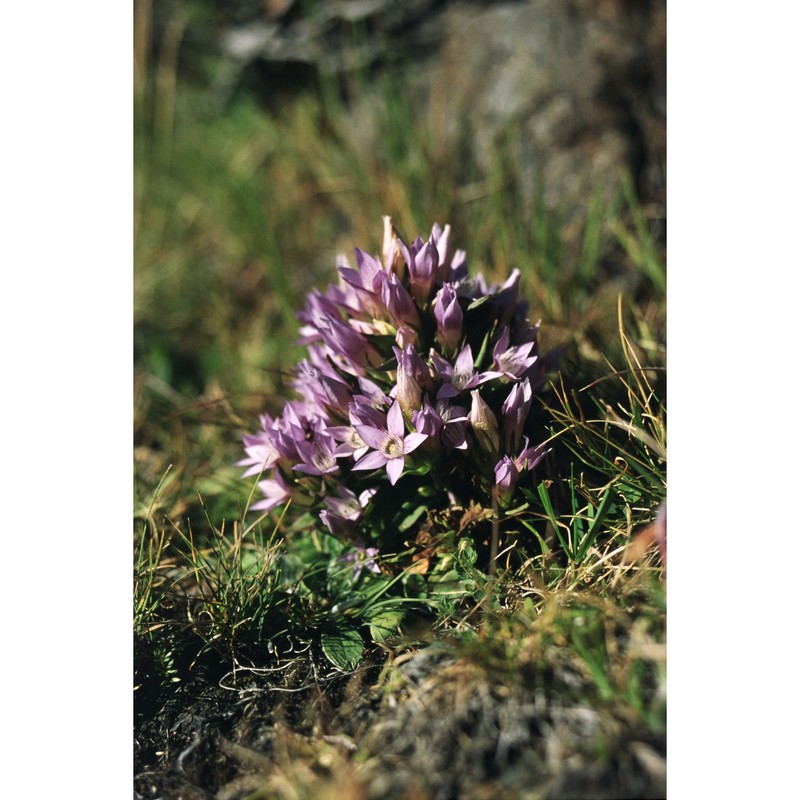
[133,0,666,523]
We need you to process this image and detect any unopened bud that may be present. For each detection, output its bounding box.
[382,216,406,280]
[469,390,500,454]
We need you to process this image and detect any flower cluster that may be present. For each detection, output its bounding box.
[240,218,555,574]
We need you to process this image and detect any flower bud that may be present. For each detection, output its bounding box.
[469,390,500,454]
[494,455,519,501]
[431,223,452,282]
[501,378,532,452]
[403,237,438,305]
[382,273,421,329]
[433,283,463,353]
[382,215,406,279]
[396,362,422,416]
[412,402,443,439]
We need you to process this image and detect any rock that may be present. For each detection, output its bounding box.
[217,0,665,227]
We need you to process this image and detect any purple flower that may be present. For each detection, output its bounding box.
[338,247,385,290]
[448,248,468,283]
[319,509,355,539]
[412,399,469,450]
[293,360,352,416]
[433,283,463,353]
[412,401,443,439]
[325,485,376,520]
[237,414,281,477]
[437,400,470,450]
[328,396,387,462]
[251,472,292,512]
[430,223,452,282]
[381,273,421,329]
[339,541,381,581]
[495,269,522,325]
[317,317,382,371]
[492,327,538,380]
[394,345,436,393]
[382,215,406,278]
[320,485,376,540]
[395,325,419,349]
[392,345,431,415]
[399,236,438,304]
[514,437,548,472]
[352,400,428,485]
[494,455,519,500]
[432,345,502,399]
[292,427,340,477]
[240,217,559,546]
[469,389,500,454]
[395,359,422,416]
[328,424,369,461]
[501,378,532,452]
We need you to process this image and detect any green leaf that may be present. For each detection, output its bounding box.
[398,504,427,532]
[467,295,491,311]
[576,487,616,562]
[321,625,364,671]
[369,609,404,643]
[519,518,551,555]
[457,538,478,567]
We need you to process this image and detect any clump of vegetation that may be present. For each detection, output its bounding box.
[134,4,666,795]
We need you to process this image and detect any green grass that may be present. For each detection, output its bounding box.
[134,6,666,794]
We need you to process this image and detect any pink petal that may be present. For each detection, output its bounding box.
[403,432,428,454]
[386,457,404,485]
[387,400,405,436]
[455,345,474,373]
[354,425,388,450]
[351,451,389,471]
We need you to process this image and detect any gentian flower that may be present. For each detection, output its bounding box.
[433,283,463,353]
[325,484,376,520]
[494,455,519,500]
[240,217,557,565]
[431,345,502,399]
[438,400,470,450]
[317,317,382,371]
[501,378,532,452]
[382,216,406,278]
[469,389,500,455]
[514,436,548,472]
[412,400,469,450]
[381,273,421,330]
[399,236,438,304]
[251,472,292,512]
[292,427,340,477]
[338,540,381,581]
[352,400,428,485]
[237,414,281,477]
[491,327,538,380]
[293,360,352,416]
[412,401,443,439]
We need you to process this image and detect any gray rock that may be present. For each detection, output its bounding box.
[218,0,665,226]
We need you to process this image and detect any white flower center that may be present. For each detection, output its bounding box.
[311,446,334,472]
[348,430,366,449]
[452,368,470,390]
[381,435,404,458]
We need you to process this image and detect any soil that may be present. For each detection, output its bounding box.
[135,643,665,800]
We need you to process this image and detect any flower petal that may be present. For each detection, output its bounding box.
[354,425,388,450]
[402,432,429,454]
[387,400,405,436]
[386,457,404,485]
[351,450,389,471]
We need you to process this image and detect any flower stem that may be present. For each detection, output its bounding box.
[489,485,500,576]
